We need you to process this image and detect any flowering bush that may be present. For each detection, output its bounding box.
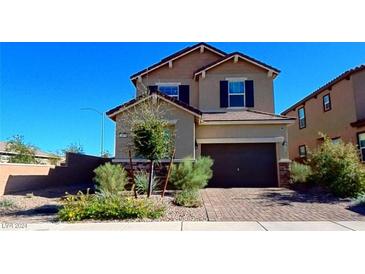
[58,191,165,221]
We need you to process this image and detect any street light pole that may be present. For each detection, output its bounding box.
[80,107,105,156]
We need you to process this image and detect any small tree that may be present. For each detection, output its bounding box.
[62,142,84,155]
[128,98,174,197]
[5,135,38,164]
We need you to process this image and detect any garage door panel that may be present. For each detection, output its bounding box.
[201,143,278,187]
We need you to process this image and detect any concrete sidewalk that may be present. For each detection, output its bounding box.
[2,221,365,231]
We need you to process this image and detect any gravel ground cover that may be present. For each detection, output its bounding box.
[0,191,208,223]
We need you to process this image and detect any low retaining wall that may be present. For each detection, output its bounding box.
[0,153,109,196]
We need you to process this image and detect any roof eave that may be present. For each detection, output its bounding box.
[129,43,226,81]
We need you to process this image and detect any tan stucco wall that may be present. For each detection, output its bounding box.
[285,75,365,159]
[196,123,289,160]
[115,98,195,160]
[197,59,275,112]
[136,49,221,108]
[0,163,53,195]
[352,69,365,120]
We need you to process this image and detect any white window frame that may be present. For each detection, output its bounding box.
[359,133,365,162]
[331,137,341,145]
[298,107,306,129]
[299,145,307,158]
[157,83,180,99]
[228,80,245,108]
[323,94,331,111]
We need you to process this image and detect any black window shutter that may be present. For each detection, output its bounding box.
[245,80,254,107]
[148,85,158,94]
[220,81,228,108]
[179,85,190,104]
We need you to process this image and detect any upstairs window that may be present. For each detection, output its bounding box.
[323,94,331,112]
[358,133,365,162]
[331,137,341,145]
[158,84,179,99]
[298,107,306,129]
[228,81,245,107]
[299,145,307,158]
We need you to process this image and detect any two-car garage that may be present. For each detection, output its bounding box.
[201,143,278,187]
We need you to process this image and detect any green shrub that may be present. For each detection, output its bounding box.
[170,156,213,191]
[174,190,202,207]
[134,170,158,194]
[290,162,312,184]
[308,135,365,197]
[0,199,16,208]
[93,163,128,194]
[58,192,165,221]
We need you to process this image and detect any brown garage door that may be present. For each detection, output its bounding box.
[201,143,278,187]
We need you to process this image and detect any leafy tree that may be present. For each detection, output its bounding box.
[5,135,38,164]
[62,142,84,155]
[128,98,174,197]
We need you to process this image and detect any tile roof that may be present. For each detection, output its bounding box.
[106,90,202,120]
[201,109,295,122]
[194,52,280,78]
[281,64,365,115]
[129,42,226,80]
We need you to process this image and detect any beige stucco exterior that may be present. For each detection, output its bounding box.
[197,59,275,112]
[285,69,365,160]
[195,123,289,161]
[136,48,221,108]
[353,69,365,120]
[109,42,293,187]
[114,98,196,160]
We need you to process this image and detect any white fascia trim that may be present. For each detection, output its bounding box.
[199,120,296,125]
[194,55,279,77]
[131,45,225,80]
[156,82,181,86]
[225,77,248,81]
[196,137,285,144]
[108,94,200,119]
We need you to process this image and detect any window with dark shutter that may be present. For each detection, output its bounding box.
[179,85,190,104]
[245,80,254,107]
[220,81,228,108]
[148,85,158,94]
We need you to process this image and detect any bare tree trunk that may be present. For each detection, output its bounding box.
[162,149,175,198]
[147,160,154,198]
[128,150,138,199]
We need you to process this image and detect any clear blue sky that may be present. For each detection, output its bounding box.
[1,42,364,156]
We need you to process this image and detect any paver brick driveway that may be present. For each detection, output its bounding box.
[201,188,365,221]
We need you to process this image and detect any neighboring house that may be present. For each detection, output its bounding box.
[0,141,63,165]
[107,43,295,187]
[281,65,365,162]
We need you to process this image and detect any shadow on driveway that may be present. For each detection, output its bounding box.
[257,189,345,206]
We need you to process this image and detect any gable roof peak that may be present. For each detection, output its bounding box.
[193,51,280,79]
[130,42,226,81]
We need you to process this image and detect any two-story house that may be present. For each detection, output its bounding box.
[107,43,295,187]
[281,65,365,162]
